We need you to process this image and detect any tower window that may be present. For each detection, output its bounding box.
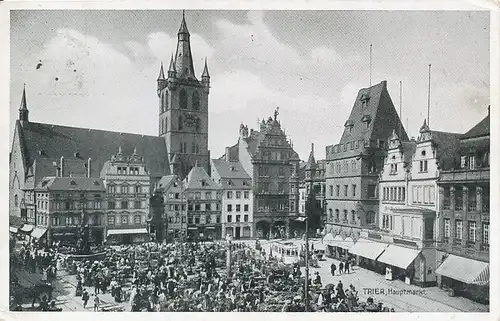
[164,91,168,110]
[179,89,188,109]
[192,91,200,110]
[178,116,183,130]
[164,117,168,133]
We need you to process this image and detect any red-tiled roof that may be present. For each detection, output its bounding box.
[19,122,169,180]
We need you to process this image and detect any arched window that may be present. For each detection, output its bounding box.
[178,115,183,130]
[179,89,188,109]
[192,91,200,110]
[335,209,339,222]
[164,91,168,111]
[328,208,333,222]
[164,117,168,133]
[160,92,164,114]
[14,194,18,207]
[195,144,200,154]
[351,210,356,223]
[191,142,196,153]
[366,211,376,225]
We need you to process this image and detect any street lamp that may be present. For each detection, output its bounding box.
[296,215,309,311]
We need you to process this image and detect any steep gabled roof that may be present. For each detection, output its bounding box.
[339,81,408,146]
[461,114,489,140]
[430,130,462,170]
[156,175,180,192]
[184,164,221,190]
[19,122,169,179]
[211,159,251,189]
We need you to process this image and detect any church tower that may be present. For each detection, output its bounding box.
[157,11,210,179]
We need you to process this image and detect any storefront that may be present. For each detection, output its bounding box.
[435,254,489,304]
[323,234,355,260]
[106,228,150,245]
[376,244,420,284]
[30,227,48,245]
[187,226,221,241]
[348,238,388,274]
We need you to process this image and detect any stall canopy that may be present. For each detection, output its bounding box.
[9,226,18,234]
[435,254,489,285]
[348,238,388,260]
[338,237,355,250]
[31,227,48,239]
[323,234,342,246]
[377,245,420,269]
[19,224,34,233]
[107,228,149,236]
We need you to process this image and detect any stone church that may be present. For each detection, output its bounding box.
[9,12,210,220]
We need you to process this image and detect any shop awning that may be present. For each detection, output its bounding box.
[107,228,148,236]
[187,227,198,230]
[206,227,216,230]
[20,224,34,233]
[323,234,342,246]
[348,238,388,260]
[435,254,489,285]
[31,227,48,239]
[377,245,420,269]
[9,226,18,234]
[339,237,355,250]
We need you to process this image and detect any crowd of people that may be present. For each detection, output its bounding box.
[11,237,397,312]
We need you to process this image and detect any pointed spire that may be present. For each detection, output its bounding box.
[168,54,176,72]
[390,128,399,140]
[419,118,429,133]
[202,58,210,78]
[178,10,190,35]
[306,143,316,170]
[19,84,27,111]
[157,62,165,80]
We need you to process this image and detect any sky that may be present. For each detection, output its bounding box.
[10,10,490,161]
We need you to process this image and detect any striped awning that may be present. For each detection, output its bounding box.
[435,254,489,285]
[377,245,420,269]
[349,238,388,260]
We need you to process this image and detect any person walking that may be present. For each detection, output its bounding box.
[330,263,336,276]
[82,289,90,309]
[93,295,100,312]
[339,261,344,274]
[344,260,350,274]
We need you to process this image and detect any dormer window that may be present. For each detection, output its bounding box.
[230,166,236,172]
[93,181,100,186]
[228,180,233,186]
[361,94,370,108]
[361,115,371,128]
[70,180,76,185]
[421,150,426,157]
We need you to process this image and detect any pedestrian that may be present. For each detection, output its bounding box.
[93,295,100,312]
[339,261,344,274]
[330,263,336,276]
[344,260,350,274]
[82,289,90,309]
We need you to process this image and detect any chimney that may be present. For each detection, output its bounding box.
[225,147,230,162]
[60,156,65,177]
[87,158,92,178]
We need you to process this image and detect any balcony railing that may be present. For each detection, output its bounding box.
[468,202,477,212]
[443,200,450,210]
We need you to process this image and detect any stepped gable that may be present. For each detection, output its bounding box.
[19,122,170,181]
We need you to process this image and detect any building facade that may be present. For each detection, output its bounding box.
[184,164,222,240]
[224,113,301,240]
[211,158,253,239]
[436,111,490,303]
[34,176,106,246]
[101,148,152,244]
[324,81,408,244]
[157,13,211,179]
[159,175,188,242]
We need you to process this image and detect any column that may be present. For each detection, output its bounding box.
[476,186,483,213]
[450,186,456,210]
[438,186,445,211]
[475,218,482,251]
[463,186,468,213]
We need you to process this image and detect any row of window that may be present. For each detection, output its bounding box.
[327,208,376,225]
[51,215,101,226]
[108,200,144,210]
[33,193,101,201]
[226,191,250,199]
[381,214,393,230]
[188,203,221,212]
[160,89,201,113]
[107,185,147,194]
[412,185,435,205]
[116,166,140,176]
[167,204,186,211]
[382,186,406,202]
[257,182,287,194]
[226,214,250,223]
[167,216,186,223]
[258,166,286,177]
[188,215,221,225]
[443,219,489,246]
[329,184,357,198]
[226,204,250,212]
[460,152,490,170]
[442,185,489,212]
[108,214,143,225]
[39,200,103,211]
[330,159,358,175]
[187,191,222,200]
[179,141,201,154]
[259,150,290,161]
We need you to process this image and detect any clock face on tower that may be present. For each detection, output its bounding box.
[183,113,201,131]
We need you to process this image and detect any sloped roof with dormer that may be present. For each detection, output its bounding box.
[184,164,221,190]
[429,130,462,170]
[211,159,251,189]
[18,122,169,182]
[35,176,105,192]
